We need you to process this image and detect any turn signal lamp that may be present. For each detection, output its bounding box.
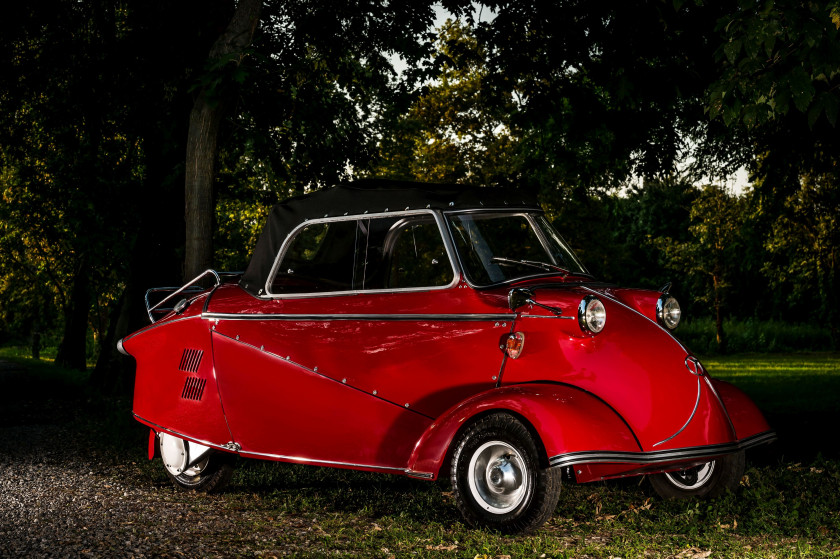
[505,332,526,359]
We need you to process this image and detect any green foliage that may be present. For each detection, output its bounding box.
[709,0,840,129]
[761,169,840,346]
[473,1,729,187]
[654,185,746,349]
[373,20,520,186]
[677,318,834,356]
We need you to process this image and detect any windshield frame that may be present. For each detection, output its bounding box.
[444,210,592,288]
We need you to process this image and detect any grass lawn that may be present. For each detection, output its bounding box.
[703,353,840,465]
[3,351,840,557]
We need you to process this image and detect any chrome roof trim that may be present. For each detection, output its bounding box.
[548,431,777,469]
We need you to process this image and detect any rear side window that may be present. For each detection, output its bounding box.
[268,214,454,295]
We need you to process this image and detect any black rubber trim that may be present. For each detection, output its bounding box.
[548,430,777,469]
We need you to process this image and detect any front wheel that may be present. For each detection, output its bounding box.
[450,413,562,534]
[649,450,745,499]
[158,432,235,493]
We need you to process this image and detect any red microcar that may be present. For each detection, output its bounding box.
[119,180,775,533]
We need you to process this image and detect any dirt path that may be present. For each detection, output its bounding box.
[0,359,312,558]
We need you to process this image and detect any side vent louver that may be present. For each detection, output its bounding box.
[182,377,207,401]
[178,349,203,372]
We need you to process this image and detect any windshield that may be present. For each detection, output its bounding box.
[446,212,590,286]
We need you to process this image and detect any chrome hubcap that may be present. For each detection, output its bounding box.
[665,461,715,489]
[159,433,207,478]
[468,441,530,514]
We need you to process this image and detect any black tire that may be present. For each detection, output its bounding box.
[158,433,235,493]
[450,413,562,533]
[649,451,745,499]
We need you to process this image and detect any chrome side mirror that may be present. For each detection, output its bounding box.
[508,288,535,311]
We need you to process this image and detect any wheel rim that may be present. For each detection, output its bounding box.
[160,433,209,479]
[467,440,530,514]
[181,454,209,478]
[664,461,716,490]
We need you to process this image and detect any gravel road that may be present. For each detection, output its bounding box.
[0,359,313,558]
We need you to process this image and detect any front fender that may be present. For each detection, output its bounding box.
[406,383,641,479]
[710,379,773,440]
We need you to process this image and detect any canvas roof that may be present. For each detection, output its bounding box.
[238,179,542,296]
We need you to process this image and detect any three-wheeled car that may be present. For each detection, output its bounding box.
[119,180,775,533]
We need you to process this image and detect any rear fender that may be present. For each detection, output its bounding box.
[406,384,641,479]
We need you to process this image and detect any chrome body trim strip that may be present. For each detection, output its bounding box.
[703,375,739,437]
[548,431,777,469]
[134,414,233,453]
[203,312,516,322]
[236,448,409,474]
[134,413,436,478]
[652,377,701,447]
[405,470,436,479]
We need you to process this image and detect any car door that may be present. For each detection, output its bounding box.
[211,211,511,471]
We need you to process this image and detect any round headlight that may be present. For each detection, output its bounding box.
[578,295,606,334]
[657,295,681,330]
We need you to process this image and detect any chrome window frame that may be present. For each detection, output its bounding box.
[263,210,461,299]
[443,209,587,289]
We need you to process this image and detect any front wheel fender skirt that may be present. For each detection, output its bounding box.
[407,384,640,479]
[710,379,773,440]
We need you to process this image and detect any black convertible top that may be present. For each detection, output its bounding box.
[238,179,541,296]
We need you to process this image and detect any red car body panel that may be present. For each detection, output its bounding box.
[211,331,431,471]
[711,379,773,439]
[126,310,233,449]
[208,285,512,420]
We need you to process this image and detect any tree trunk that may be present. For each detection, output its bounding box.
[55,258,91,371]
[713,272,726,353]
[184,0,261,281]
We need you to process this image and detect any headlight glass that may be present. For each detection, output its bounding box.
[657,295,681,330]
[578,295,606,334]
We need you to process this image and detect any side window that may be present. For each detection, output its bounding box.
[269,214,454,295]
[386,219,453,288]
[270,221,358,294]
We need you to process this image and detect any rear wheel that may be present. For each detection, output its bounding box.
[450,413,562,533]
[158,432,234,493]
[649,451,745,499]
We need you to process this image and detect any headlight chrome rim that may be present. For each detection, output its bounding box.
[578,295,606,334]
[656,294,681,330]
